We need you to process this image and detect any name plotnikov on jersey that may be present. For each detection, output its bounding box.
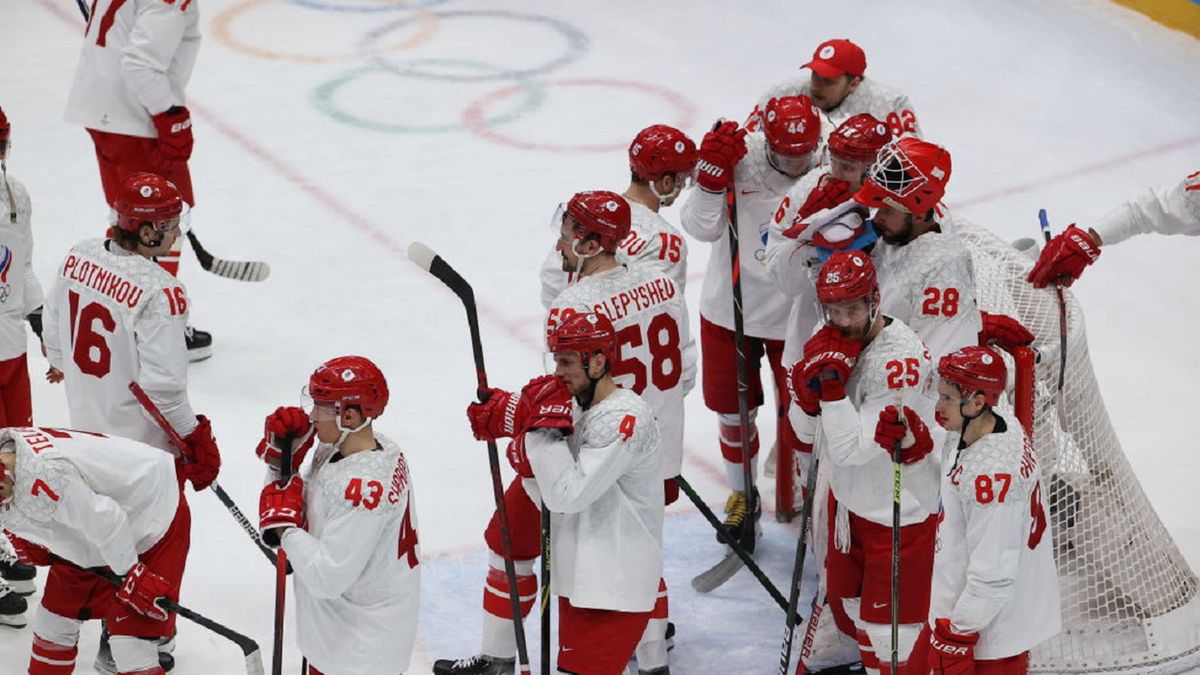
[592,277,676,323]
[62,255,145,309]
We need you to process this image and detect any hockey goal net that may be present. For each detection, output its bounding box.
[958,218,1200,675]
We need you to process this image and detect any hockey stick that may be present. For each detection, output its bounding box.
[725,184,762,537]
[271,437,295,675]
[1038,209,1068,395]
[185,230,272,282]
[777,424,822,675]
[678,476,789,611]
[129,382,278,566]
[73,0,89,20]
[407,241,533,674]
[51,555,265,675]
[540,506,551,675]
[889,393,904,675]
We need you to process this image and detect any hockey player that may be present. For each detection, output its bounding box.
[435,191,692,675]
[64,0,210,359]
[914,346,1060,675]
[745,39,921,138]
[788,250,941,675]
[1027,170,1200,288]
[256,356,420,675]
[41,172,219,672]
[468,312,665,675]
[680,95,828,539]
[0,427,198,675]
[539,124,696,306]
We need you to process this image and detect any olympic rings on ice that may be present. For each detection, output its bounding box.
[312,61,545,134]
[363,9,590,83]
[212,0,441,64]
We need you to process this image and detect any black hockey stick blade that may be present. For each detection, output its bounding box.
[408,241,473,302]
[186,230,270,282]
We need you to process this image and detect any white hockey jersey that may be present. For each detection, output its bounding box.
[64,0,201,137]
[547,263,695,481]
[930,419,1061,659]
[1093,170,1200,246]
[275,434,421,675]
[680,129,829,340]
[873,210,982,361]
[525,388,663,612]
[745,75,921,139]
[0,427,179,575]
[791,318,941,526]
[42,238,196,450]
[0,174,45,361]
[540,200,689,309]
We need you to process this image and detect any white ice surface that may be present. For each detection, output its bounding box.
[1,0,1198,672]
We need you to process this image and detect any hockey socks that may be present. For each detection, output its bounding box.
[480,552,536,659]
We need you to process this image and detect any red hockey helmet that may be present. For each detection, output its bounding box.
[828,113,892,164]
[564,191,631,254]
[548,312,616,364]
[854,137,951,215]
[938,346,1007,406]
[629,125,698,182]
[762,96,822,156]
[308,355,389,419]
[113,173,183,232]
[815,249,877,304]
[0,106,10,144]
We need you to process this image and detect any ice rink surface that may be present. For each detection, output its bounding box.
[2,0,1199,671]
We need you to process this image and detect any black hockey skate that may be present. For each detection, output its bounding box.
[716,487,762,554]
[185,326,212,363]
[0,548,37,595]
[0,580,28,628]
[432,654,516,675]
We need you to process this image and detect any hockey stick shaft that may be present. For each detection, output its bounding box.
[725,186,758,522]
[407,242,533,673]
[74,0,89,20]
[1038,209,1067,394]
[272,438,295,675]
[891,394,903,675]
[129,382,278,566]
[676,476,789,612]
[540,507,551,675]
[778,429,822,674]
[52,555,265,674]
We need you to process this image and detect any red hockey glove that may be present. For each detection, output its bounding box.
[178,416,220,492]
[978,311,1034,350]
[520,375,573,435]
[800,326,863,401]
[259,476,306,548]
[5,532,51,567]
[255,406,315,474]
[506,435,534,479]
[116,562,172,622]
[787,361,822,417]
[1026,224,1101,288]
[696,120,748,192]
[798,177,854,220]
[151,106,193,161]
[466,385,524,442]
[874,405,935,464]
[927,617,979,675]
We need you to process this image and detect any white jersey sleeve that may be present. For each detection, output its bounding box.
[930,421,1060,658]
[0,175,44,360]
[64,0,201,136]
[1092,171,1200,246]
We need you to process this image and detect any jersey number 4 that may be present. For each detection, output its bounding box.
[611,313,683,394]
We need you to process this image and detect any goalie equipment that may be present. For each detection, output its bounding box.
[564,191,631,254]
[937,346,1006,406]
[854,137,951,216]
[547,311,617,363]
[815,250,877,304]
[114,173,183,232]
[307,355,389,420]
[828,113,892,164]
[629,125,698,182]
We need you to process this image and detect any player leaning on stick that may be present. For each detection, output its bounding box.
[787,250,940,675]
[0,427,197,675]
[255,356,421,675]
[910,346,1059,675]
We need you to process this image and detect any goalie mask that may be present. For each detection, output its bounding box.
[854,136,951,216]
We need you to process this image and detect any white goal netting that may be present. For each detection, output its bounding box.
[958,219,1200,675]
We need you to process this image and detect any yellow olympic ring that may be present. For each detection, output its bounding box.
[211,0,440,64]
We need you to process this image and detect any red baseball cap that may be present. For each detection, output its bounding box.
[802,39,867,79]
